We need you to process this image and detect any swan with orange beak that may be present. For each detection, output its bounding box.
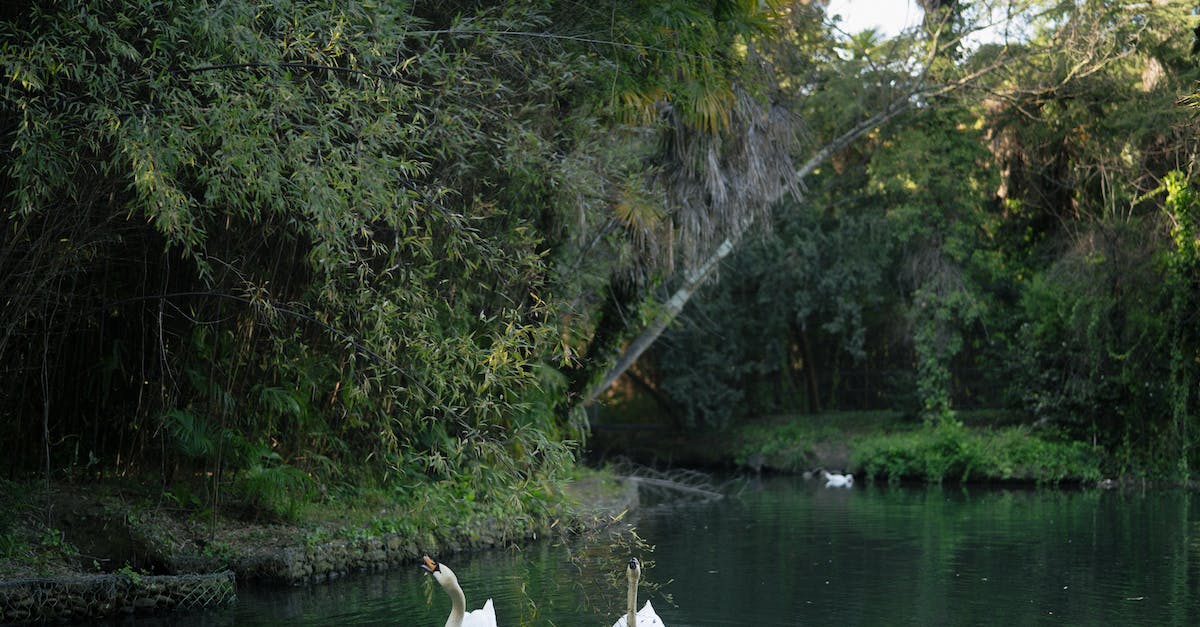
[420,555,497,627]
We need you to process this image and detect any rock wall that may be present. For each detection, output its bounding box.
[230,533,425,585]
[218,478,641,585]
[0,571,235,623]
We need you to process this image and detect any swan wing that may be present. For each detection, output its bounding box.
[613,601,654,627]
[462,598,497,627]
[613,600,665,626]
[637,600,665,625]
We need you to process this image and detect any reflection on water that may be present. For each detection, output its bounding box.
[639,480,1200,626]
[119,478,1200,626]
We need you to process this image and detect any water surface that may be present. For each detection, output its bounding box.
[133,477,1200,626]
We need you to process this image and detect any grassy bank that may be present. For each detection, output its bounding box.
[0,409,1116,583]
[591,403,1107,484]
[732,411,1104,484]
[0,468,634,583]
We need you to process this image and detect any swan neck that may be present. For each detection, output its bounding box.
[444,580,466,627]
[626,575,638,627]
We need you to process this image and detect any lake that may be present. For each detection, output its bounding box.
[130,476,1200,626]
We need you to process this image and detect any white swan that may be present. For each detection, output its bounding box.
[420,555,497,627]
[612,557,665,627]
[823,470,854,488]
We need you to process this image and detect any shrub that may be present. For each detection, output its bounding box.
[853,423,1101,484]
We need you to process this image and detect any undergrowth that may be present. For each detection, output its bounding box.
[852,422,1103,484]
[0,459,583,581]
[733,411,901,471]
[734,413,1104,484]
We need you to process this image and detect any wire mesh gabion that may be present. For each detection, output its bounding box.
[0,570,235,623]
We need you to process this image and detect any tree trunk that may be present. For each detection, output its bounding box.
[800,324,822,414]
[587,239,734,402]
[579,25,1015,408]
[583,100,914,406]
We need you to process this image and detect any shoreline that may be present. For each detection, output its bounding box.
[590,410,1113,486]
[0,471,639,623]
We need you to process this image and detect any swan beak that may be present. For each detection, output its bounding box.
[420,555,439,574]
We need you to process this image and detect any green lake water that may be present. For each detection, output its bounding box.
[129,477,1200,626]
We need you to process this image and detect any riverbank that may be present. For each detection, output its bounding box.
[591,409,1108,485]
[0,407,1141,622]
[0,468,638,621]
[734,412,1105,484]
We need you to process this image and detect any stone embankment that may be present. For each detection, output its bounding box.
[0,474,640,623]
[225,533,428,584]
[170,475,640,585]
[0,571,235,623]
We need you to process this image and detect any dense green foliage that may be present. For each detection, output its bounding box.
[852,422,1102,484]
[646,1,1200,479]
[1,0,1198,528]
[1,0,593,523]
[0,0,800,522]
[733,413,1102,484]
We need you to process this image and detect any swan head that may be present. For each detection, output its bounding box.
[626,557,642,584]
[420,555,460,590]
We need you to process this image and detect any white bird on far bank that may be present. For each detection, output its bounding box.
[823,470,854,488]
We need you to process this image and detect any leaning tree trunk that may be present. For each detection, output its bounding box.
[584,99,916,405]
[587,239,735,401]
[581,18,1022,407]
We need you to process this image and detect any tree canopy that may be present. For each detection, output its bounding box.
[645,0,1200,477]
[2,0,1199,521]
[0,0,805,517]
